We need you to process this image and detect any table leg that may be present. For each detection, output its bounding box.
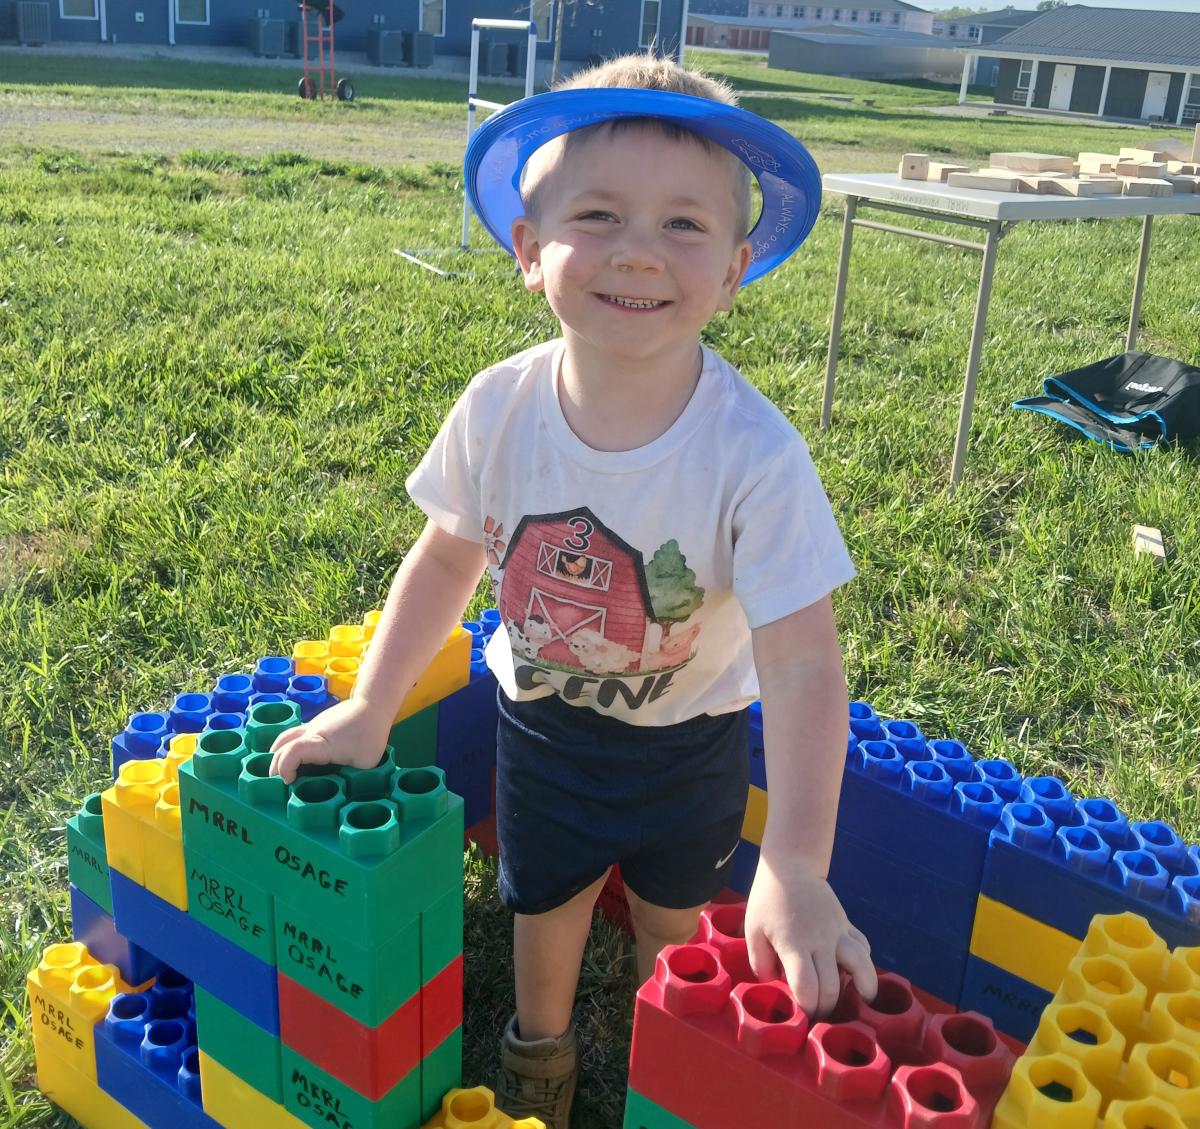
[949,220,1002,489]
[821,196,858,431]
[1126,213,1153,353]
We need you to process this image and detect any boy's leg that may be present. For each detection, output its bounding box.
[513,867,612,1039]
[624,886,708,986]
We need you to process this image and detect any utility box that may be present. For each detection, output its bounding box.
[16,1,50,44]
[0,2,15,41]
[247,16,286,57]
[367,27,404,65]
[284,19,300,56]
[406,29,433,67]
[480,39,512,77]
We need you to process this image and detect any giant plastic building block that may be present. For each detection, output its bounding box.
[71,883,162,989]
[27,942,137,1082]
[394,625,472,722]
[422,1027,465,1124]
[627,902,1014,1129]
[94,975,219,1129]
[992,912,1200,1128]
[197,1049,306,1129]
[68,792,115,915]
[957,955,1053,1045]
[194,983,283,1102]
[35,1042,149,1129]
[178,711,464,940]
[968,893,1082,995]
[980,792,1200,949]
[186,846,276,964]
[624,1087,696,1129]
[422,1085,545,1128]
[110,870,280,1034]
[281,1042,421,1129]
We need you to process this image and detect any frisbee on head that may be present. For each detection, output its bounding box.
[463,88,821,285]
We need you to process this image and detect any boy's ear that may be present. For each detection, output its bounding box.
[511,217,545,293]
[717,239,753,312]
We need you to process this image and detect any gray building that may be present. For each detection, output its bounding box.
[769,24,967,81]
[686,0,933,50]
[933,6,1038,88]
[956,4,1200,125]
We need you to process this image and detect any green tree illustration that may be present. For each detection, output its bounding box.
[645,540,704,636]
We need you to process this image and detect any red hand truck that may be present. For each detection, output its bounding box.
[297,0,354,101]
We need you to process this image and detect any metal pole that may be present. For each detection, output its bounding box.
[1127,213,1153,353]
[1025,59,1038,109]
[525,22,537,95]
[958,53,971,104]
[949,220,1002,489]
[462,24,481,249]
[821,196,858,431]
[678,0,690,63]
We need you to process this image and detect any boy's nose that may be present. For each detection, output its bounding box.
[610,233,665,274]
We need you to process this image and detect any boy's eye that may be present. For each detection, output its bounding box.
[668,218,703,232]
[577,210,615,222]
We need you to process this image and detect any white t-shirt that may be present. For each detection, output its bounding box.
[406,339,855,726]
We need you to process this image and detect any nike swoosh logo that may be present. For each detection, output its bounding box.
[714,842,739,870]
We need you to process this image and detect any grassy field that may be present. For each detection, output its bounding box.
[2,49,1199,1129]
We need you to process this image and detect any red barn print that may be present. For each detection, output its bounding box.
[496,507,704,679]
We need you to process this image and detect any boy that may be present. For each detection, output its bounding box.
[270,55,876,1128]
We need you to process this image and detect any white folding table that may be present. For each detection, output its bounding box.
[820,173,1200,486]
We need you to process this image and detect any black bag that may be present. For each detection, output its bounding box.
[1013,351,1200,453]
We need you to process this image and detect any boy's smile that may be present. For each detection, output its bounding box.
[512,127,752,373]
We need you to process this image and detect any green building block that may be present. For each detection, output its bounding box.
[420,1026,462,1125]
[178,729,464,938]
[194,985,282,1101]
[387,704,438,769]
[420,888,463,985]
[623,1088,696,1129]
[66,793,112,915]
[282,1044,420,1129]
[274,900,420,1027]
[186,848,275,964]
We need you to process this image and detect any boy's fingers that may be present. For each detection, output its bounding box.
[272,733,331,785]
[813,949,840,1018]
[837,934,879,1003]
[782,950,819,1019]
[746,926,780,984]
[269,726,305,756]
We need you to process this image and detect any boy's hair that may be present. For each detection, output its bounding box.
[519,54,754,240]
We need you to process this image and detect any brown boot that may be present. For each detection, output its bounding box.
[493,1014,578,1129]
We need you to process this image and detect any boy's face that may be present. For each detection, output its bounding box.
[511,127,752,366]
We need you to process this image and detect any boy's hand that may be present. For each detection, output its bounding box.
[744,850,877,1019]
[268,697,392,784]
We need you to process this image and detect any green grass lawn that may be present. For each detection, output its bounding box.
[2,50,1199,1129]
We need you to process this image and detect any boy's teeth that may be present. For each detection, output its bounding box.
[607,295,663,309]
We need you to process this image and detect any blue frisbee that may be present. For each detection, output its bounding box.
[464,88,821,285]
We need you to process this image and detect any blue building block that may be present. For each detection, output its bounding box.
[95,993,219,1129]
[827,828,979,948]
[112,711,172,776]
[71,884,163,987]
[835,889,968,1006]
[435,666,499,828]
[110,871,279,1034]
[747,702,766,791]
[981,798,1200,950]
[958,954,1052,1045]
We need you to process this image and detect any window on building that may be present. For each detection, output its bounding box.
[849,7,859,21]
[421,0,444,36]
[1185,76,1200,123]
[890,10,901,24]
[531,0,551,40]
[813,5,823,16]
[791,6,802,18]
[1016,58,1033,93]
[832,7,841,20]
[61,0,96,15]
[868,10,881,23]
[176,0,207,23]
[776,4,784,15]
[640,0,660,47]
[947,23,957,37]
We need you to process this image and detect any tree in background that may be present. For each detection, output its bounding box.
[937,6,991,17]
[1036,1,1068,9]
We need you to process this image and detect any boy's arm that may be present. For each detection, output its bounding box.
[747,595,877,1016]
[270,520,485,781]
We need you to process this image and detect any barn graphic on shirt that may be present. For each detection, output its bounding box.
[494,506,704,677]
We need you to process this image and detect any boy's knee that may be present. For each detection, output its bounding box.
[625,889,704,944]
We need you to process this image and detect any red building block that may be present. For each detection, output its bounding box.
[628,903,1014,1129]
[421,954,463,1058]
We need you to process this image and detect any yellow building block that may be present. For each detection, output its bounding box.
[362,609,382,640]
[1123,1040,1200,1118]
[423,1086,546,1128]
[101,758,170,884]
[1146,990,1200,1052]
[165,732,198,780]
[36,1042,148,1129]
[970,894,1082,992]
[1103,1097,1188,1129]
[741,784,767,847]
[1079,913,1192,999]
[293,639,330,676]
[142,781,188,910]
[394,625,471,722]
[325,656,360,700]
[27,942,131,1081]
[1026,999,1126,1088]
[991,1052,1103,1129]
[328,623,367,658]
[198,1050,306,1129]
[1060,954,1147,1044]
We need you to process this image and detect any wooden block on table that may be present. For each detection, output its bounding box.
[1121,177,1173,198]
[1075,176,1122,193]
[1164,174,1200,193]
[947,170,1023,192]
[1121,145,1175,163]
[1115,160,1166,178]
[1017,174,1070,193]
[899,153,931,180]
[1042,177,1110,197]
[925,162,970,183]
[1131,138,1190,160]
[1078,153,1118,175]
[1132,525,1166,564]
[989,151,1075,173]
[1193,123,1200,162]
